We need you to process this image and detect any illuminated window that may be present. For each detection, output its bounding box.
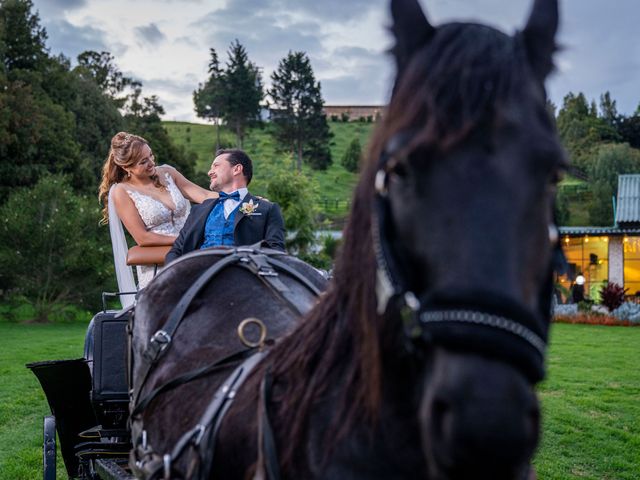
[624,237,640,295]
[557,236,609,302]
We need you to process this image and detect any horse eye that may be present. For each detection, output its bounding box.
[391,161,409,178]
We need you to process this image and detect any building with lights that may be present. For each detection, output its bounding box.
[558,175,640,300]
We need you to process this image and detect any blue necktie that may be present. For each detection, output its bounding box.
[219,191,240,202]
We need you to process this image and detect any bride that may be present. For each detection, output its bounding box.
[98,131,217,305]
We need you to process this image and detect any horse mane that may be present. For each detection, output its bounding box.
[268,22,546,471]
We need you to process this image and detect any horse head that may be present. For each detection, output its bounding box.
[377,0,566,477]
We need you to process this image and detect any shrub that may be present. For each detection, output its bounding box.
[600,282,627,311]
[0,175,115,321]
[266,162,319,254]
[613,302,640,323]
[330,115,339,122]
[341,137,361,173]
[340,112,350,122]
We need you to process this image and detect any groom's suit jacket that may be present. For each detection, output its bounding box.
[165,193,285,263]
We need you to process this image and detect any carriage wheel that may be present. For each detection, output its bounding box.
[43,415,56,480]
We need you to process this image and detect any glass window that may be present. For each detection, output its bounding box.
[623,236,640,295]
[557,236,609,302]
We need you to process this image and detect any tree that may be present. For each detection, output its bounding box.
[266,158,318,253]
[599,91,621,132]
[341,137,362,173]
[587,143,640,225]
[0,0,47,73]
[75,50,138,106]
[556,92,619,172]
[193,48,226,150]
[0,175,115,320]
[0,72,92,200]
[222,40,263,147]
[268,51,332,171]
[618,113,640,149]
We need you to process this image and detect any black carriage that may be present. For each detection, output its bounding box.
[27,245,167,480]
[28,306,134,480]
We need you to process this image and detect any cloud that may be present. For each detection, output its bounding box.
[175,36,200,48]
[266,0,377,23]
[193,9,325,85]
[42,19,109,60]
[33,0,88,17]
[134,23,167,46]
[321,57,392,105]
[141,76,198,95]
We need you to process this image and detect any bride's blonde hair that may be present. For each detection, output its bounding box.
[98,132,162,224]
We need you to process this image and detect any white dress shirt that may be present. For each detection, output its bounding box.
[223,188,248,219]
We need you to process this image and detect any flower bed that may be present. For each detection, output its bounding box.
[553,314,638,326]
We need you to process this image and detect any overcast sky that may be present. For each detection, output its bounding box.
[32,0,640,123]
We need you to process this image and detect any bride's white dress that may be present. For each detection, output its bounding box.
[108,171,190,307]
[125,172,190,287]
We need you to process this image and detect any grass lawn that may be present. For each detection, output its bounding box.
[0,322,88,480]
[534,323,640,479]
[0,322,638,479]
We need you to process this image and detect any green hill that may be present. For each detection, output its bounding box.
[163,120,375,223]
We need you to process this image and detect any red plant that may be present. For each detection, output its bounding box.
[600,282,627,311]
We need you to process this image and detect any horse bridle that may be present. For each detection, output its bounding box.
[371,131,567,382]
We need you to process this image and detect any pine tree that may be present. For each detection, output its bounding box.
[222,40,263,147]
[341,137,361,173]
[269,51,332,171]
[193,48,226,150]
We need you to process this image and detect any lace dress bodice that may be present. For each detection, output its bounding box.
[125,172,190,287]
[126,172,190,235]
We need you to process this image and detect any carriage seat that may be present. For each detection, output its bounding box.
[126,245,171,266]
[84,309,133,430]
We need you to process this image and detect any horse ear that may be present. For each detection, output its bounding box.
[390,0,436,75]
[522,0,558,81]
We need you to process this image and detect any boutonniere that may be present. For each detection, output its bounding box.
[239,199,261,215]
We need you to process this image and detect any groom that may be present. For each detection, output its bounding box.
[165,149,285,263]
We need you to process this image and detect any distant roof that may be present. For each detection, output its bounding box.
[559,226,640,236]
[615,175,640,224]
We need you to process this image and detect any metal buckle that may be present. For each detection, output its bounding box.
[150,330,172,352]
[258,268,278,277]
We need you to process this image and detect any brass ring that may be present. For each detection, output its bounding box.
[237,318,267,348]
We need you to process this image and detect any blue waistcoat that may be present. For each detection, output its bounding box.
[201,201,239,249]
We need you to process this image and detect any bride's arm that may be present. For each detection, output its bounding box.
[112,185,177,247]
[160,165,218,204]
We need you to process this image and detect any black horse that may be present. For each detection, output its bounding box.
[131,0,566,478]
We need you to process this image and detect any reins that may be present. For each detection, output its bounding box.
[130,246,321,480]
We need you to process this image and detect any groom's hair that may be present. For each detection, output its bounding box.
[215,148,253,185]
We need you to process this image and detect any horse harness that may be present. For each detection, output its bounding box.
[129,247,321,480]
[371,132,567,383]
